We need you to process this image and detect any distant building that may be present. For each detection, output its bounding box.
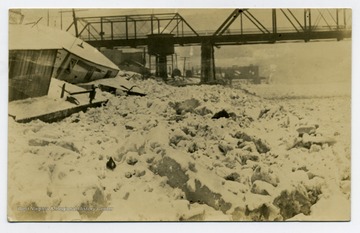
[101,48,145,66]
[101,48,150,76]
[221,64,266,84]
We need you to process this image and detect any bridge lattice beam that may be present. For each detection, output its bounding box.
[67,12,199,40]
[213,8,351,41]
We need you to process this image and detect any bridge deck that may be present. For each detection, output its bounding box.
[84,30,351,48]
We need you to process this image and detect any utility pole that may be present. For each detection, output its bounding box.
[60,11,63,30]
[72,9,79,37]
[175,53,178,69]
[47,9,49,26]
[181,56,189,77]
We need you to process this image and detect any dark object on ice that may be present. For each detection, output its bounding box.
[224,172,240,182]
[126,157,138,166]
[106,157,116,170]
[120,85,146,96]
[171,68,182,79]
[89,85,96,104]
[258,108,271,119]
[61,83,66,98]
[65,96,80,105]
[212,109,230,119]
[125,125,134,130]
[125,172,132,178]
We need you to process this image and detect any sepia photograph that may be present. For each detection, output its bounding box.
[7,7,352,222]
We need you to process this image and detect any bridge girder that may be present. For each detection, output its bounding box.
[85,30,351,48]
[69,12,199,40]
[70,8,351,48]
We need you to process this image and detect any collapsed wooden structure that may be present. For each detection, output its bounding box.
[8,24,120,122]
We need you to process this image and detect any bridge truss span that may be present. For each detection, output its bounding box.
[68,8,352,47]
[69,13,199,42]
[66,8,351,82]
[212,8,351,45]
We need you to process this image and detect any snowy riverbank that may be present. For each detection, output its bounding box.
[8,78,351,221]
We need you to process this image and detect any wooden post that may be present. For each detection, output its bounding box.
[72,9,79,37]
[125,16,128,39]
[111,22,113,40]
[61,83,66,98]
[158,54,168,81]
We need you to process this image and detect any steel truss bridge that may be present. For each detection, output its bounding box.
[67,8,352,81]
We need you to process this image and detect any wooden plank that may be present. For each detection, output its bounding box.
[13,101,106,123]
[8,78,108,123]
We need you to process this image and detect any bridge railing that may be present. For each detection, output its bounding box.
[79,26,349,42]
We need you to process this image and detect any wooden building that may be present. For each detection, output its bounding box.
[9,25,120,101]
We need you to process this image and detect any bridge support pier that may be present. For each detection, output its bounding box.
[156,55,168,81]
[147,34,174,81]
[201,41,215,83]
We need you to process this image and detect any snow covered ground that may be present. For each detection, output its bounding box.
[8,77,351,221]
